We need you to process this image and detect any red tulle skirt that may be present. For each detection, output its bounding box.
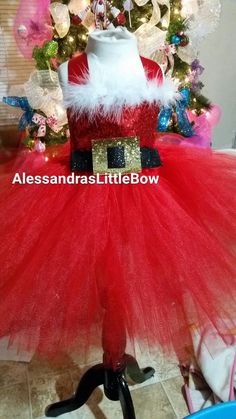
[0,138,236,364]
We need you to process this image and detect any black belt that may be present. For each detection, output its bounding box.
[71,146,162,172]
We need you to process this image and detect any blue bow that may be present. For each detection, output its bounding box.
[2,96,34,131]
[158,88,194,137]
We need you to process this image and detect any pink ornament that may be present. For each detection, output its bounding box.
[34,140,46,153]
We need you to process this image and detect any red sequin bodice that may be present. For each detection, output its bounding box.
[67,53,163,152]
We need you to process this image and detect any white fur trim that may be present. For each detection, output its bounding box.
[62,62,180,121]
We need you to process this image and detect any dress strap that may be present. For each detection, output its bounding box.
[68,53,163,85]
[140,56,164,84]
[68,52,89,84]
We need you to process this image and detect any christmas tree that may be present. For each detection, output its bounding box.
[4,0,221,150]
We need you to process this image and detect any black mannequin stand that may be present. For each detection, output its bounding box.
[45,353,155,418]
[45,310,155,418]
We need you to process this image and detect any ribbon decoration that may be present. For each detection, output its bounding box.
[134,0,170,58]
[154,43,176,76]
[49,2,71,38]
[2,96,34,131]
[158,88,194,137]
[32,113,60,137]
[68,0,90,15]
[24,70,68,129]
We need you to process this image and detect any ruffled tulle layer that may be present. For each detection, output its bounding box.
[0,140,236,364]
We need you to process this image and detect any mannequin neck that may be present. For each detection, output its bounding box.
[86,29,138,60]
[85,28,145,79]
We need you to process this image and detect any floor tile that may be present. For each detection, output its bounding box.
[69,345,103,368]
[162,376,189,418]
[152,355,180,382]
[0,382,31,419]
[132,382,177,419]
[30,372,74,418]
[0,361,28,388]
[0,354,185,419]
[35,382,177,419]
[131,341,180,383]
[28,354,76,379]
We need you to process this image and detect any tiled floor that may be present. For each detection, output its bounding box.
[0,354,189,419]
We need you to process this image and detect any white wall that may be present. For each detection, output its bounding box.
[199,0,236,149]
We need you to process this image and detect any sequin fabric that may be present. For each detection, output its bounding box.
[68,102,160,152]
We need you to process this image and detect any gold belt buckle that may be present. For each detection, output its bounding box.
[92,136,142,175]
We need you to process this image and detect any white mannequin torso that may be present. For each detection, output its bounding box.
[58,27,147,87]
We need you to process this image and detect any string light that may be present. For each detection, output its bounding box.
[161,16,169,30]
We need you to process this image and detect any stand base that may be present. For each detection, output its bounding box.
[45,354,155,419]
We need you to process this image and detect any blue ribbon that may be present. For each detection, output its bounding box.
[158,88,194,137]
[2,96,34,131]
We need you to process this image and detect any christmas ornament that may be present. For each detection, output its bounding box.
[17,24,28,39]
[2,97,34,131]
[71,15,83,25]
[179,34,189,47]
[114,12,126,26]
[33,139,46,153]
[189,59,205,93]
[191,59,204,76]
[170,34,181,45]
[170,32,189,48]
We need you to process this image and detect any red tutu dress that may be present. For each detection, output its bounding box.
[0,47,236,367]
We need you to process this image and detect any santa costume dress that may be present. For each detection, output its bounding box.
[0,28,236,366]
